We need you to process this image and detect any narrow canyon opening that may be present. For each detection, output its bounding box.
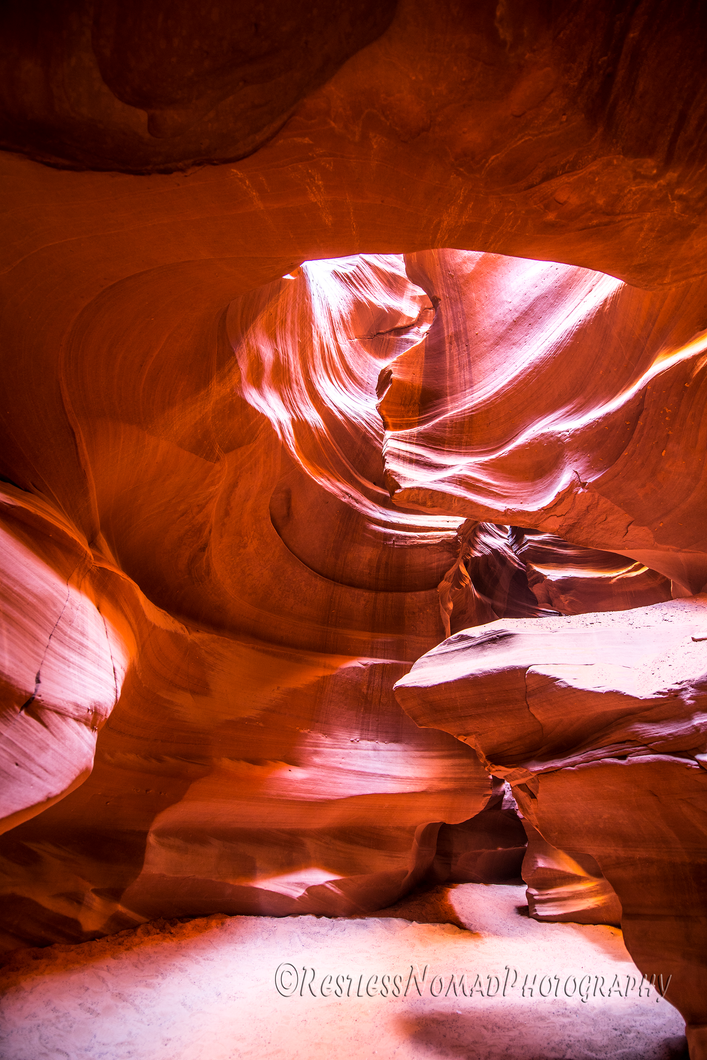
[1,247,703,1060]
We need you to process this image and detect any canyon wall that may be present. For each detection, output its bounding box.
[2,0,707,1054]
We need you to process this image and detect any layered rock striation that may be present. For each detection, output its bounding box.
[395,600,707,1055]
[380,248,707,595]
[0,253,498,949]
[2,1,707,1055]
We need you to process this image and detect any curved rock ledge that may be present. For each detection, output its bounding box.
[3,4,707,1054]
[395,597,707,1055]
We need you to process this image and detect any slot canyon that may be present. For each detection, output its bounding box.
[1,1,707,1057]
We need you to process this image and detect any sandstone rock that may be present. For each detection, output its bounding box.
[381,249,707,595]
[0,253,499,952]
[521,820,622,927]
[0,486,133,835]
[517,530,673,617]
[395,597,707,1056]
[2,2,707,1055]
[3,0,707,287]
[434,520,673,638]
[0,0,396,171]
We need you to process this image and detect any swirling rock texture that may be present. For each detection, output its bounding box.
[383,249,707,1055]
[395,602,707,1057]
[0,253,496,949]
[380,248,707,593]
[2,0,707,1055]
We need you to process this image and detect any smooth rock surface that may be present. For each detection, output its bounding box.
[381,250,707,594]
[0,245,696,957]
[2,3,707,1053]
[395,598,707,1052]
[0,253,502,951]
[3,0,707,291]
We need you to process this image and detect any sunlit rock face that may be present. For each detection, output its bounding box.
[381,249,707,595]
[516,531,673,618]
[67,252,459,654]
[3,3,707,1053]
[435,520,673,639]
[0,242,688,957]
[395,599,707,1054]
[0,489,132,835]
[0,240,697,943]
[373,247,707,1052]
[1,235,675,952]
[0,252,503,952]
[521,820,622,928]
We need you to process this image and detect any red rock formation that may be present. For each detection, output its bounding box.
[0,487,132,834]
[395,598,707,1057]
[3,0,707,287]
[376,245,707,1055]
[517,530,673,617]
[0,0,397,170]
[381,249,707,595]
[2,0,707,1055]
[434,520,673,638]
[521,820,622,927]
[0,252,501,949]
[6,236,660,953]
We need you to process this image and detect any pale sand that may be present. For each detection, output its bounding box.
[0,885,687,1060]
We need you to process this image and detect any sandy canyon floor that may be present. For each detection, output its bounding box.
[0,885,688,1060]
